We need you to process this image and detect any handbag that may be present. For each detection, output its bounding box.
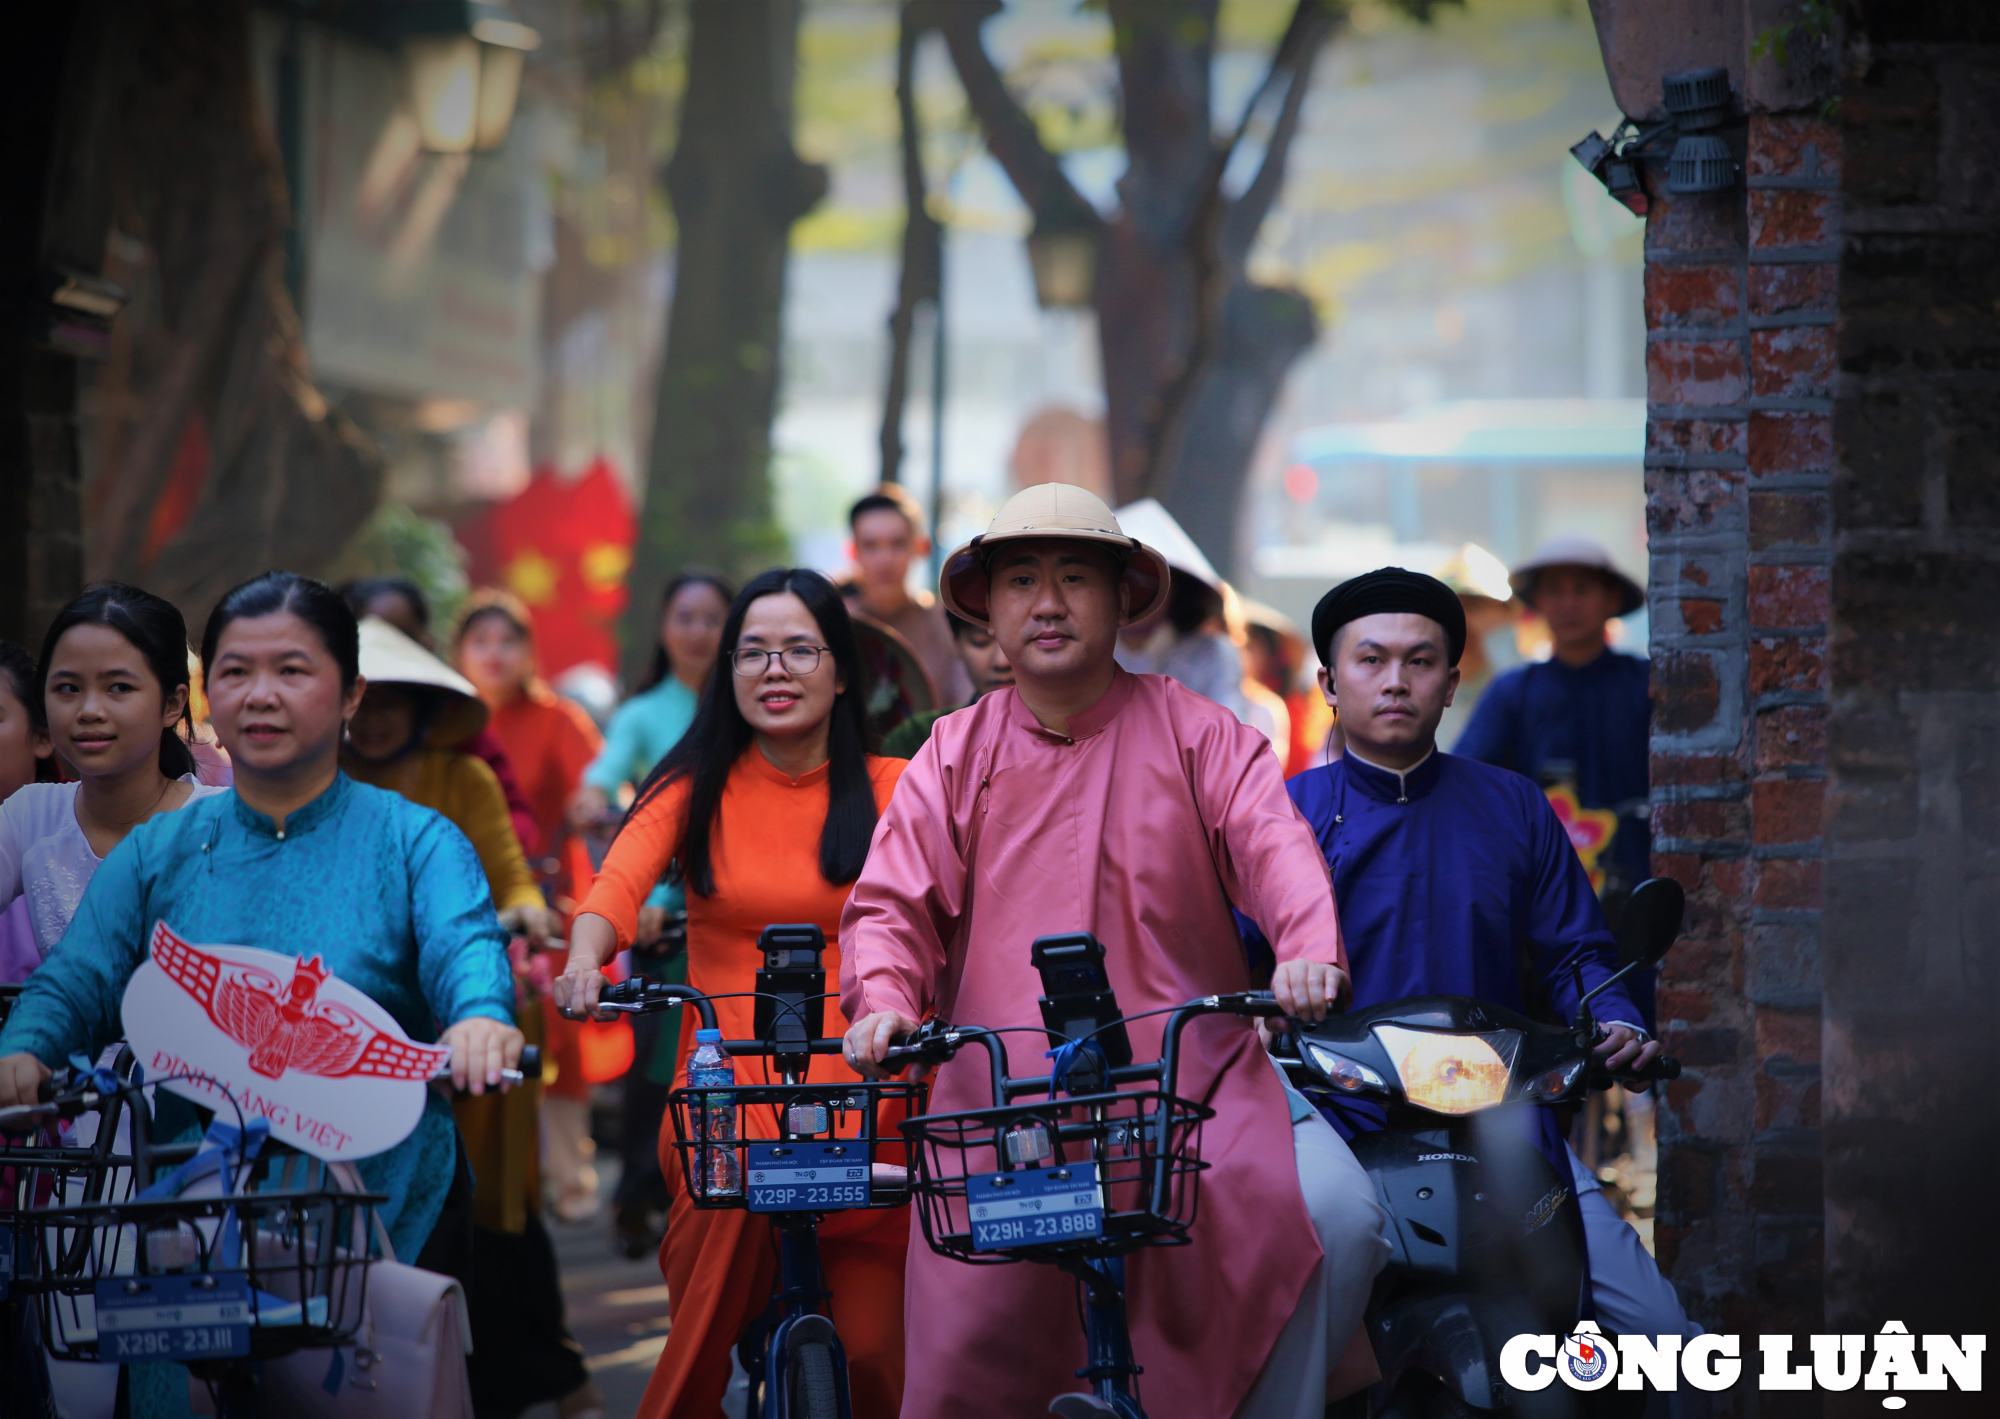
[189,1164,474,1418]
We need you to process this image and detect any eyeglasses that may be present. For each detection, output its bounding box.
[731,645,830,677]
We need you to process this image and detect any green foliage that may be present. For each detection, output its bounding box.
[1750,0,1838,69]
[321,502,472,633]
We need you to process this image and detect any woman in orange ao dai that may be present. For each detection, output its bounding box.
[555,569,908,1418]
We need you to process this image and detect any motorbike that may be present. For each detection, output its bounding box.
[1283,877,1686,1419]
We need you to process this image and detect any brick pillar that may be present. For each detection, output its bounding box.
[1822,13,2000,1390]
[1643,108,1835,1374]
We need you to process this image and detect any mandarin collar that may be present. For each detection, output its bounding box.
[1005,666,1136,745]
[745,745,830,788]
[230,771,351,841]
[1343,747,1442,805]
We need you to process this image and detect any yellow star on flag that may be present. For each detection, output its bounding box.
[505,548,561,608]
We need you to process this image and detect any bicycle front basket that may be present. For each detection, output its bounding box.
[901,1086,1212,1265]
[18,1148,381,1367]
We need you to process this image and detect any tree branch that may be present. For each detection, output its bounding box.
[1131,0,1334,500]
[1221,0,1341,263]
[928,0,1101,229]
[880,3,943,486]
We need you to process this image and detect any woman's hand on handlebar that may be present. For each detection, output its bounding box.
[566,783,613,831]
[442,1017,524,1095]
[0,1052,51,1117]
[843,1009,919,1080]
[1595,1024,1662,1091]
[552,911,619,1022]
[1271,959,1350,1023]
[500,901,563,951]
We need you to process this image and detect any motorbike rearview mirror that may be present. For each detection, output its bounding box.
[1615,877,1686,971]
[1575,878,1686,1038]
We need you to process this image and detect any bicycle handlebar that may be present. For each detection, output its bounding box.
[3,1042,549,1129]
[1625,1052,1680,1083]
[594,977,860,1060]
[597,977,720,1030]
[883,990,1285,1108]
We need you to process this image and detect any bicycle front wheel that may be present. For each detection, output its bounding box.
[790,1340,839,1419]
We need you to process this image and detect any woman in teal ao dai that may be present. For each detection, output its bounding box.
[0,573,522,1418]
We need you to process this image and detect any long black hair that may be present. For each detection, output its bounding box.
[37,583,198,780]
[628,569,876,896]
[0,643,41,727]
[338,577,430,635]
[0,640,56,784]
[641,572,735,693]
[201,572,360,691]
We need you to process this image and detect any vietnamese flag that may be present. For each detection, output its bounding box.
[462,458,636,678]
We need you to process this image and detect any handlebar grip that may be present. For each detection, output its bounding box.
[1646,1055,1681,1081]
[518,1045,541,1077]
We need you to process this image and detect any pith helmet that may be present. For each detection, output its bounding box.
[939,483,1172,626]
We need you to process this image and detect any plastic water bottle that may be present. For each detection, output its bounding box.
[688,1028,741,1196]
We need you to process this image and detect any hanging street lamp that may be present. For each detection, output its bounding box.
[394,3,539,154]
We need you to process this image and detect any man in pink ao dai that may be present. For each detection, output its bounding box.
[842,484,1392,1419]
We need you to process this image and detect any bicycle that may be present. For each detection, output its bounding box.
[881,943,1285,1419]
[596,923,924,1419]
[0,1042,537,1415]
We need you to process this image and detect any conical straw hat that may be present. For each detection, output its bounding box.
[356,616,489,747]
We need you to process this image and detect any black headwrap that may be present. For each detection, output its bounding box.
[1311,568,1468,667]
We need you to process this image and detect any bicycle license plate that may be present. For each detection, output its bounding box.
[746,1141,871,1213]
[966,1161,1103,1252]
[95,1272,252,1362]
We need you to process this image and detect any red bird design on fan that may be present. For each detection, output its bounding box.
[148,921,449,1082]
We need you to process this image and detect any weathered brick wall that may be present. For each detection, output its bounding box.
[1644,106,1835,1371]
[1642,5,2000,1406]
[1821,7,2000,1396]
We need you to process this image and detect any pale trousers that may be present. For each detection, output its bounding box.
[1568,1145,1709,1419]
[1236,1077,1393,1419]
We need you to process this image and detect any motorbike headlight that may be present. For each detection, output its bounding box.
[1519,1057,1585,1102]
[1305,1043,1387,1094]
[1373,1025,1518,1115]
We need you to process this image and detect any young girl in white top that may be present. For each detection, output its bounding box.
[0,584,224,968]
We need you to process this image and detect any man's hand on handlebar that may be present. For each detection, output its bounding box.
[1595,1024,1663,1091]
[844,1009,920,1080]
[1270,959,1350,1023]
[442,1017,525,1096]
[0,1052,51,1120]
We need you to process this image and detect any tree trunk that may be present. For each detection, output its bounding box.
[623,0,826,685]
[73,0,383,632]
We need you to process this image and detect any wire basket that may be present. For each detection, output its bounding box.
[665,1079,926,1212]
[2,1076,379,1368]
[13,1153,380,1366]
[900,1086,1212,1265]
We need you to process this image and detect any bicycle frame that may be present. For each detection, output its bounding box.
[600,976,916,1419]
[893,990,1283,1419]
